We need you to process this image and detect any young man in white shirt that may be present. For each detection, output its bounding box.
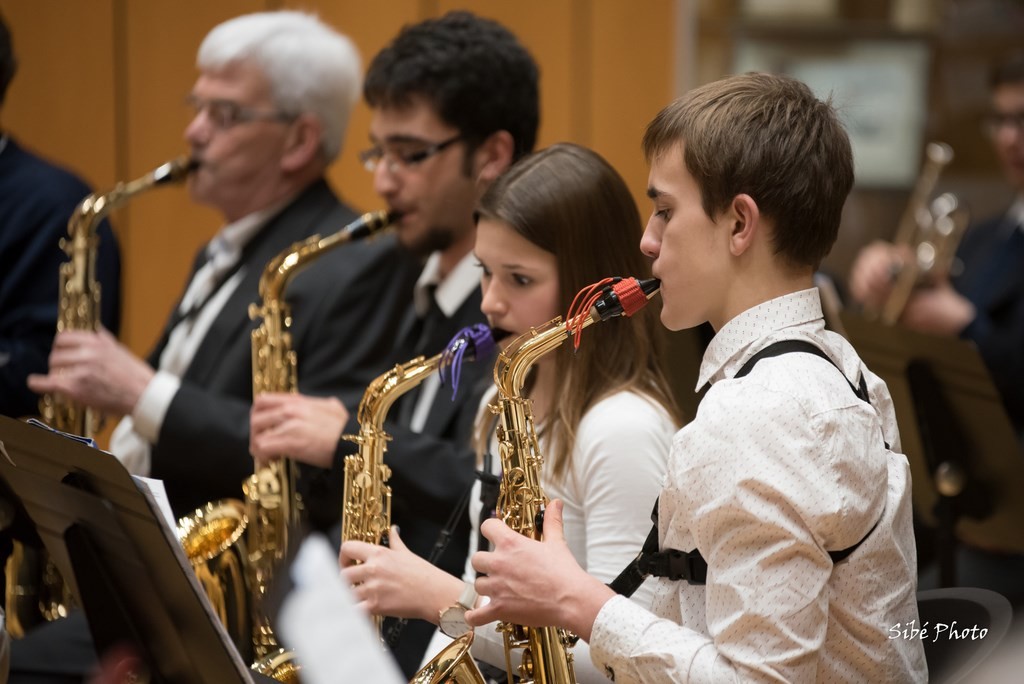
[466,72,928,683]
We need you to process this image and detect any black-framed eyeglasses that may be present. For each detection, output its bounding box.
[185,95,296,130]
[358,134,463,173]
[983,111,1024,137]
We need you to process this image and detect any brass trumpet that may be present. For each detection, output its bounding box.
[872,142,970,325]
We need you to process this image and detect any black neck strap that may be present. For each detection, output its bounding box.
[608,339,883,595]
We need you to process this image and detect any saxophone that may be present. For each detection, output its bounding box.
[341,325,494,628]
[4,157,195,639]
[341,324,493,684]
[872,142,970,325]
[175,209,395,680]
[39,156,197,435]
[489,277,658,684]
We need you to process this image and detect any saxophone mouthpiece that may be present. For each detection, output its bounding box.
[153,156,200,185]
[565,277,660,350]
[592,277,660,321]
[337,208,397,242]
[439,323,495,399]
[343,209,401,241]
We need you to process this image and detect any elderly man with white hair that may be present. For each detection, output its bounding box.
[15,11,419,681]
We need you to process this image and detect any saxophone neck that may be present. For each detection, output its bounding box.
[494,315,576,398]
[69,189,117,237]
[256,209,394,306]
[347,323,494,442]
[355,353,443,431]
[250,211,398,398]
[68,156,196,239]
[494,276,660,398]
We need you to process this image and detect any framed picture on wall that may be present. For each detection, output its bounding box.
[734,33,931,188]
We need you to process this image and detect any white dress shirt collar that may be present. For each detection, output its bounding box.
[413,250,481,318]
[176,197,290,317]
[697,288,824,389]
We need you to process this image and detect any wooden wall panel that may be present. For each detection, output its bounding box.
[118,0,268,352]
[589,0,677,211]
[3,0,678,366]
[1,0,117,188]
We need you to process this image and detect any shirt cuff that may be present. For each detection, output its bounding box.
[589,594,647,681]
[131,370,181,443]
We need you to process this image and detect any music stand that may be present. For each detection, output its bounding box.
[0,415,265,684]
[840,313,1024,586]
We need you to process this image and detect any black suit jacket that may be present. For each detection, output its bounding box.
[329,285,493,676]
[147,178,420,518]
[951,212,1024,437]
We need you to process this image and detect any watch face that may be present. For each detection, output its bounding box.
[439,606,471,638]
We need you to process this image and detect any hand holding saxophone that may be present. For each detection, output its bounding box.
[340,525,466,623]
[250,392,349,467]
[27,326,154,416]
[468,499,612,644]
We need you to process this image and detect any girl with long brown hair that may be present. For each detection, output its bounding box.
[341,143,681,682]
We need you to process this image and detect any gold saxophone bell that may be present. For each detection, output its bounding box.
[177,499,251,661]
[252,647,302,683]
[409,633,484,684]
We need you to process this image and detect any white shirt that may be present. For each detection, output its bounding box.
[110,202,285,475]
[407,250,481,433]
[423,387,676,683]
[589,289,927,683]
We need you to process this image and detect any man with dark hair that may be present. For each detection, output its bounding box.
[465,72,926,682]
[249,10,540,675]
[362,10,538,163]
[0,11,121,419]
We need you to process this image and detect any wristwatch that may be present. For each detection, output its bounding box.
[438,582,478,638]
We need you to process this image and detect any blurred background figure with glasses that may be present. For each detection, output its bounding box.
[848,50,1024,610]
[849,50,1024,443]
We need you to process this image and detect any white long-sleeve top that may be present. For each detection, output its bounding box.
[425,388,676,683]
